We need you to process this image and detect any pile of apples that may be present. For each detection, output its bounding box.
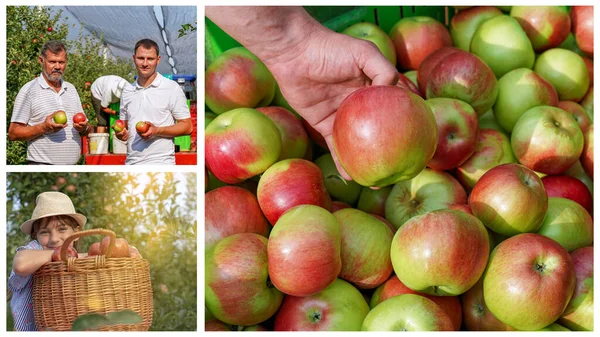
[204,6,593,332]
[51,236,141,261]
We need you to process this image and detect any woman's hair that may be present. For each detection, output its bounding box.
[30,215,82,251]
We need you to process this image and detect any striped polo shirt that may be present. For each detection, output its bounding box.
[11,75,84,164]
[9,240,43,331]
[120,72,190,165]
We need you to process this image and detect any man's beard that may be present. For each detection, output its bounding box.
[45,70,63,82]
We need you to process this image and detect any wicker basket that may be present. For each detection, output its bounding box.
[33,229,153,331]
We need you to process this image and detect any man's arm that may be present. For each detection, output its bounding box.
[140,118,193,139]
[8,113,67,141]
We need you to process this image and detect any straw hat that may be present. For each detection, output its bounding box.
[20,191,87,234]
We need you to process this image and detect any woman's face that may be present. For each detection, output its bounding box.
[35,217,78,250]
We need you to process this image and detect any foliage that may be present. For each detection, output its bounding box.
[6,172,197,331]
[6,6,136,165]
[178,22,197,38]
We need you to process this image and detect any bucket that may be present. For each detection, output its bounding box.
[88,133,109,154]
[112,136,127,154]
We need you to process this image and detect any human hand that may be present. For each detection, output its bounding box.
[73,119,90,134]
[44,111,68,133]
[138,121,160,140]
[102,107,116,115]
[115,126,129,141]
[263,28,398,179]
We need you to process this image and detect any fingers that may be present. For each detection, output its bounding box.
[356,40,399,86]
[323,133,352,181]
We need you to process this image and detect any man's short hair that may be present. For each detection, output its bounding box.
[40,40,67,58]
[134,39,160,56]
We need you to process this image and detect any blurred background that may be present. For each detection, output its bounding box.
[6,172,197,331]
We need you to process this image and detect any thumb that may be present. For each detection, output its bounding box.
[356,40,398,86]
[323,134,352,181]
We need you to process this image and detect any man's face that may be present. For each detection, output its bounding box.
[39,50,67,84]
[133,46,161,78]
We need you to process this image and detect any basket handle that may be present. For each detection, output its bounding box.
[61,228,116,261]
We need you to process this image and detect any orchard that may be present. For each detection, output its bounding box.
[204,5,594,332]
[6,6,135,165]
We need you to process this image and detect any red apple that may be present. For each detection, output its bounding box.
[570,6,593,57]
[273,278,369,331]
[73,112,86,124]
[385,168,467,230]
[417,47,461,97]
[51,246,78,261]
[205,233,283,326]
[469,163,548,237]
[450,6,504,51]
[559,246,593,331]
[391,209,489,296]
[564,160,593,195]
[425,49,499,116]
[205,107,282,184]
[425,97,479,170]
[267,205,341,297]
[332,85,437,187]
[582,56,593,86]
[461,278,516,331]
[333,209,393,289]
[135,121,149,134]
[557,101,591,132]
[448,203,472,215]
[389,16,452,70]
[100,236,129,258]
[257,158,331,225]
[256,106,308,160]
[87,242,100,256]
[112,119,125,133]
[542,175,593,214]
[535,197,593,252]
[370,275,463,331]
[483,233,576,331]
[47,26,53,32]
[330,201,351,212]
[581,124,593,179]
[454,128,517,191]
[205,186,270,250]
[511,106,584,175]
[510,6,571,52]
[205,47,276,114]
[395,72,421,97]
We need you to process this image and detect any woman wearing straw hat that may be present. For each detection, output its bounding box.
[8,191,87,331]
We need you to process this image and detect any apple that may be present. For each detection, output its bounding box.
[461,278,516,331]
[570,6,593,57]
[470,15,535,78]
[403,70,418,88]
[454,128,516,191]
[580,87,593,122]
[73,112,86,124]
[511,105,584,175]
[362,294,453,331]
[370,275,463,331]
[395,72,421,97]
[205,186,270,250]
[557,101,591,132]
[493,68,558,133]
[535,197,593,252]
[267,205,341,297]
[273,278,369,331]
[385,168,467,230]
[477,109,503,131]
[417,46,460,96]
[53,110,67,125]
[342,22,396,66]
[135,121,149,134]
[424,49,499,115]
[205,233,283,326]
[425,97,479,170]
[205,107,281,184]
[100,236,130,258]
[204,319,230,331]
[483,233,576,331]
[564,160,593,195]
[128,246,142,259]
[333,209,393,289]
[388,16,452,70]
[112,119,125,133]
[205,47,276,114]
[369,213,396,234]
[469,163,548,237]
[47,26,53,32]
[356,185,391,217]
[534,48,589,101]
[256,106,308,160]
[581,124,593,179]
[314,153,361,205]
[450,6,503,51]
[542,175,593,215]
[257,158,331,225]
[301,118,327,149]
[330,201,351,212]
[582,56,593,86]
[51,246,78,262]
[537,323,570,331]
[391,209,489,296]
[87,242,100,256]
[332,85,437,187]
[510,6,571,52]
[558,246,593,331]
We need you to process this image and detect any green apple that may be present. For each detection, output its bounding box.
[314,153,362,205]
[53,110,67,125]
[537,323,570,331]
[536,197,593,252]
[558,246,593,331]
[342,21,396,66]
[450,6,503,51]
[477,109,502,131]
[356,185,392,217]
[471,15,535,78]
[534,48,590,101]
[510,6,571,52]
[403,70,418,88]
[362,294,454,331]
[461,278,516,331]
[580,87,593,122]
[581,124,593,179]
[564,160,593,195]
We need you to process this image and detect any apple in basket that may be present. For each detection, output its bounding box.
[51,246,79,262]
[99,236,130,258]
[87,242,101,256]
[128,246,142,258]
